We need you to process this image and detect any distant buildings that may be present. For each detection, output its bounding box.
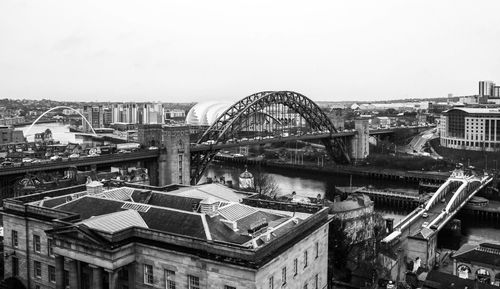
[439,107,500,152]
[0,126,25,144]
[2,182,331,289]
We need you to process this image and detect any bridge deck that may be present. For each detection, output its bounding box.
[0,150,159,176]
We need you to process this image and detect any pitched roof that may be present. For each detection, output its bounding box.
[95,187,135,201]
[218,203,257,221]
[138,207,208,239]
[79,210,148,233]
[56,196,124,219]
[174,183,247,203]
[453,243,500,267]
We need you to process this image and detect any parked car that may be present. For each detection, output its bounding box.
[69,154,80,159]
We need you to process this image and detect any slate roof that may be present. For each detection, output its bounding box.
[144,193,202,212]
[453,243,500,267]
[235,211,284,233]
[138,207,208,239]
[38,185,297,246]
[205,216,252,244]
[56,197,125,220]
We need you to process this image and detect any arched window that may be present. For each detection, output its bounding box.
[476,268,491,284]
[457,264,471,279]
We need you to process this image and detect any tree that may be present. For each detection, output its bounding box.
[253,165,280,198]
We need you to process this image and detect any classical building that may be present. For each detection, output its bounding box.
[2,181,331,289]
[451,242,500,286]
[439,108,500,151]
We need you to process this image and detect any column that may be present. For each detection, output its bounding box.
[106,269,119,289]
[127,263,136,289]
[68,259,79,289]
[89,265,103,289]
[55,255,65,289]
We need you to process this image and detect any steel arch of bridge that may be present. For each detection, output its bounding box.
[191,91,351,184]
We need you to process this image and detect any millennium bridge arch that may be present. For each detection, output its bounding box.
[25,106,97,136]
[191,91,351,184]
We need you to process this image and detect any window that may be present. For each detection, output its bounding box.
[11,230,18,247]
[224,286,236,289]
[48,238,54,256]
[64,270,69,288]
[188,275,200,289]
[315,242,319,259]
[12,257,19,276]
[293,258,298,276]
[49,265,56,283]
[34,261,42,279]
[281,267,286,285]
[33,234,41,253]
[268,276,274,289]
[314,274,318,289]
[165,269,176,289]
[304,250,308,268]
[143,264,154,285]
[178,154,183,184]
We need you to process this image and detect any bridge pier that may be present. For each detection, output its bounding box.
[350,119,369,162]
[139,124,191,186]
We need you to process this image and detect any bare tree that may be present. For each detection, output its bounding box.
[253,166,280,198]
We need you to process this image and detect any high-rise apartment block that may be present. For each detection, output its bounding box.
[479,80,500,98]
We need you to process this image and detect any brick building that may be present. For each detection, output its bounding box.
[2,182,331,289]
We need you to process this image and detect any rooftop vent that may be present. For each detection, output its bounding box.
[248,218,268,234]
[121,202,151,212]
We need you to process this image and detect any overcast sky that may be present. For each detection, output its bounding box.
[1,0,500,103]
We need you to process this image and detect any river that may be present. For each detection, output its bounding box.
[204,162,500,249]
[18,122,80,144]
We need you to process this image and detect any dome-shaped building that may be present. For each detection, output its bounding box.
[185,101,233,126]
[239,169,254,190]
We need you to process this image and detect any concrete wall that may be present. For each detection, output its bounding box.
[159,125,190,186]
[350,119,370,161]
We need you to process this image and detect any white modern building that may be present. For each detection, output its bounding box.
[439,107,500,151]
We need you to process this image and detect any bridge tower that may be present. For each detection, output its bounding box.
[138,124,191,186]
[350,119,370,162]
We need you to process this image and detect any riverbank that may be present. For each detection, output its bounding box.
[214,155,450,184]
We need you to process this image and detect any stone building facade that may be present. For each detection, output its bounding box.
[2,182,330,289]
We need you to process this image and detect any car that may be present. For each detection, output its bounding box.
[50,155,62,161]
[148,146,159,150]
[87,153,99,158]
[1,161,14,167]
[422,222,429,228]
[68,154,80,159]
[422,212,428,218]
[22,158,34,163]
[240,137,249,142]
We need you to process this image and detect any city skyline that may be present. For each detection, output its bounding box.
[2,0,500,102]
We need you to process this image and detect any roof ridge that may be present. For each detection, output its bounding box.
[86,195,204,216]
[201,215,212,241]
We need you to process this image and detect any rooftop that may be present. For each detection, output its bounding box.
[17,183,311,247]
[452,242,500,267]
